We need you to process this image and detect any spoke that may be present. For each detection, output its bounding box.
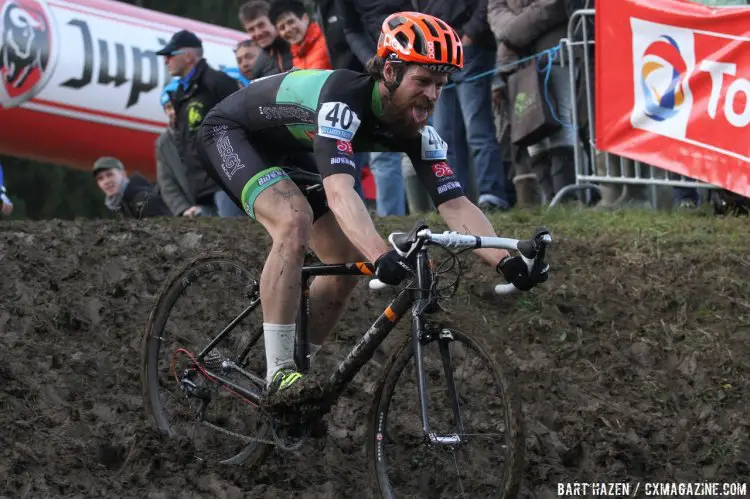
[452,450,466,497]
[422,444,506,486]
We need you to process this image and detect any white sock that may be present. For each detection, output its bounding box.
[308,343,322,364]
[263,323,297,384]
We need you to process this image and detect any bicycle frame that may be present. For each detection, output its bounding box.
[198,247,464,443]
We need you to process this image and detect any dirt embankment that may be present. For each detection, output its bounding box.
[1,215,748,498]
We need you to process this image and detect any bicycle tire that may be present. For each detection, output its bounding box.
[140,253,272,467]
[368,323,525,498]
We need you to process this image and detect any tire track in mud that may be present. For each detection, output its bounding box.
[1,218,748,498]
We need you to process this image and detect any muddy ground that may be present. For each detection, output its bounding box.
[1,213,748,498]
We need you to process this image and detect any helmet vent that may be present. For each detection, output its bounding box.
[395,32,410,50]
[410,25,425,54]
[423,20,439,37]
[388,17,405,30]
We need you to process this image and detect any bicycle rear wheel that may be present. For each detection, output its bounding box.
[141,253,272,467]
[368,324,524,498]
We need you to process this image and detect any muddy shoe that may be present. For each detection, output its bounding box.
[262,368,304,408]
[269,368,303,393]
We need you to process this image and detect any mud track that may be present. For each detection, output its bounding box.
[1,216,748,498]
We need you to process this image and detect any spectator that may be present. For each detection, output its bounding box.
[488,0,575,205]
[0,161,13,216]
[92,157,170,219]
[234,39,261,80]
[313,0,363,72]
[239,0,294,78]
[418,0,511,211]
[156,30,245,217]
[337,0,422,216]
[222,66,252,87]
[269,0,332,69]
[156,78,213,216]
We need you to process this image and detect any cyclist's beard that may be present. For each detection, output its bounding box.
[382,91,433,137]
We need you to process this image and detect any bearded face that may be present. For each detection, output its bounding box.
[380,63,447,137]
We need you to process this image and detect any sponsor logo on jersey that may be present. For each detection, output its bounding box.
[259,104,315,123]
[258,169,285,185]
[330,156,355,167]
[214,124,246,179]
[431,161,453,178]
[336,139,353,155]
[437,181,461,194]
[0,0,59,108]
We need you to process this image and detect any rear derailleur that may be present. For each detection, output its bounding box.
[178,367,212,420]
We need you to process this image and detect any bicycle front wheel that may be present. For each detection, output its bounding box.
[368,325,525,498]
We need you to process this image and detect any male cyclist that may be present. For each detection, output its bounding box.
[198,12,549,400]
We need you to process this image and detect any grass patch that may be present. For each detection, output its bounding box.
[379,205,749,253]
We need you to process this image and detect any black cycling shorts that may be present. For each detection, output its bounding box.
[198,120,330,222]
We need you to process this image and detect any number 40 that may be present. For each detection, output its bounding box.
[326,103,354,129]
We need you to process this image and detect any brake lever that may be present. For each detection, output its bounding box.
[529,231,552,282]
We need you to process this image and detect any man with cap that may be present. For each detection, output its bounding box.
[92,157,170,219]
[156,29,244,217]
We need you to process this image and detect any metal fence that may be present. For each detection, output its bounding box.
[548,9,717,208]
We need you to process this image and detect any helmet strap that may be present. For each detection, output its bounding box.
[384,56,406,94]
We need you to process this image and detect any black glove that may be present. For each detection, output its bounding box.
[496,254,549,291]
[374,249,414,285]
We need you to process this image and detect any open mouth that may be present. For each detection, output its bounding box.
[411,105,430,124]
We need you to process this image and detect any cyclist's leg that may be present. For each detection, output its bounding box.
[306,211,362,352]
[199,121,310,389]
[297,170,363,354]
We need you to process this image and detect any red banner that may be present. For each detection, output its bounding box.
[595,0,750,197]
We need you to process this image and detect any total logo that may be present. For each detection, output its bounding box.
[639,34,687,122]
[0,0,59,108]
[631,17,750,145]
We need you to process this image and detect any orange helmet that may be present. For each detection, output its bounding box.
[376,12,463,73]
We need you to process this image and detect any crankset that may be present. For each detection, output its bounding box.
[269,411,328,451]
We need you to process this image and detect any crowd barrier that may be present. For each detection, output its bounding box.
[441,7,723,210]
[547,9,718,208]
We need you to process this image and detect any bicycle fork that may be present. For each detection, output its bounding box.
[411,250,465,448]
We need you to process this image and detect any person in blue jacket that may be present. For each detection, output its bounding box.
[0,161,13,216]
[222,66,252,87]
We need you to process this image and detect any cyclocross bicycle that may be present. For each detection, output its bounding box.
[142,214,551,498]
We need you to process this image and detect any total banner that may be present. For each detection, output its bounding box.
[595,0,750,197]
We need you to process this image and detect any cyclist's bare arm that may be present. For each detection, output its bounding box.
[323,173,390,262]
[438,196,510,266]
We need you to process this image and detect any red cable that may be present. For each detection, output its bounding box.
[171,347,258,408]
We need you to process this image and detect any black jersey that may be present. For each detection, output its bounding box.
[200,69,464,217]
